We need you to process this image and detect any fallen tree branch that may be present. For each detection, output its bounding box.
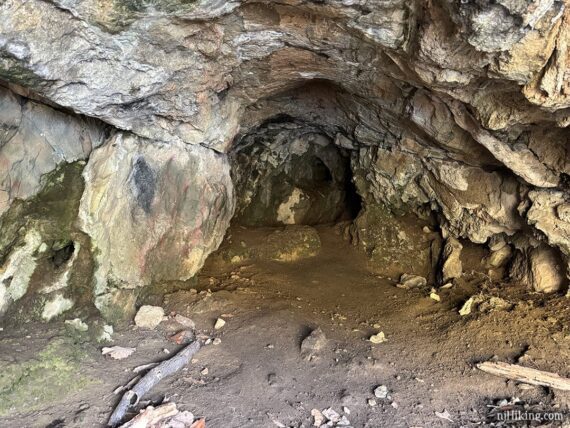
[477,361,570,391]
[108,340,202,427]
[118,402,179,428]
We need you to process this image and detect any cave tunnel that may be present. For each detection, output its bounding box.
[0,1,569,427]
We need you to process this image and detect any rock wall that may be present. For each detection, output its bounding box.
[0,0,569,321]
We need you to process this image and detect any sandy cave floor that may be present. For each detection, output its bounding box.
[1,226,570,428]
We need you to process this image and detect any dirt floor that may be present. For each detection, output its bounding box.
[1,226,570,427]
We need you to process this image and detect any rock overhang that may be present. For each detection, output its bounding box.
[0,0,569,321]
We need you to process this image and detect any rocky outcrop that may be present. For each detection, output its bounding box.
[79,133,234,320]
[0,86,106,216]
[0,0,569,321]
[349,203,440,280]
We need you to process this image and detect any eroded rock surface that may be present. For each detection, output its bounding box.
[79,133,234,320]
[0,0,569,320]
[231,124,355,226]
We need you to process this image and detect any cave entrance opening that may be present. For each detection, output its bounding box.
[229,119,362,228]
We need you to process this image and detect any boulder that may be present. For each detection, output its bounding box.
[511,245,566,293]
[134,305,165,329]
[258,226,321,262]
[79,133,235,321]
[350,203,438,279]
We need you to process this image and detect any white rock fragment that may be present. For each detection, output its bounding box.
[368,398,377,407]
[311,408,324,427]
[214,317,226,330]
[102,346,136,360]
[374,385,389,399]
[397,274,427,289]
[429,289,441,302]
[134,305,165,329]
[213,338,222,345]
[301,327,327,359]
[322,408,340,423]
[459,296,476,316]
[97,324,114,342]
[42,294,74,321]
[435,409,454,422]
[369,331,387,344]
[65,318,88,332]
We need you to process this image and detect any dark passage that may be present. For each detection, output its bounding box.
[230,121,361,226]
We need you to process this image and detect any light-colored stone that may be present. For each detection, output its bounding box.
[42,294,73,321]
[397,274,428,289]
[300,327,327,360]
[511,245,566,293]
[529,248,565,293]
[374,385,389,399]
[214,318,226,330]
[485,245,513,269]
[369,332,387,344]
[441,237,463,283]
[134,305,165,329]
[311,409,324,427]
[79,133,234,320]
[0,229,42,315]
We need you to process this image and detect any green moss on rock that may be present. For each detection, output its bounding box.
[0,162,97,324]
[0,338,94,416]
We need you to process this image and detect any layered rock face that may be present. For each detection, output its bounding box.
[0,0,569,321]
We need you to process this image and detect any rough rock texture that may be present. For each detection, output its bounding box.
[440,237,463,284]
[231,124,355,226]
[349,204,440,279]
[511,245,566,293]
[0,162,95,321]
[134,305,165,329]
[0,0,569,319]
[79,133,234,320]
[0,86,106,216]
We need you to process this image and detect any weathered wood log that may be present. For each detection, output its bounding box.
[108,341,201,427]
[477,361,570,391]
[118,403,179,428]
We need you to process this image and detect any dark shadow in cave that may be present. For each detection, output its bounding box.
[229,118,362,227]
